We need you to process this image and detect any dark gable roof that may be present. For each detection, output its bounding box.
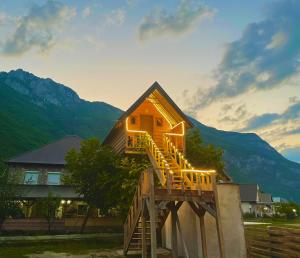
[8,136,82,165]
[239,184,258,202]
[259,192,273,203]
[103,82,193,144]
[119,81,193,127]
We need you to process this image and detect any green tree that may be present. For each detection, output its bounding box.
[275,202,300,219]
[117,156,150,217]
[186,129,228,180]
[65,138,121,233]
[37,192,61,233]
[0,159,22,231]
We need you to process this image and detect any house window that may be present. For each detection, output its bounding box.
[156,118,163,127]
[130,116,136,125]
[24,171,39,185]
[47,172,61,185]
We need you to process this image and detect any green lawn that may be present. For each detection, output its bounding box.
[0,235,172,258]
[0,236,130,258]
[244,217,300,228]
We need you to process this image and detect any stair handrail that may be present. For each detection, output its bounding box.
[163,134,194,170]
[124,172,144,253]
[163,134,217,191]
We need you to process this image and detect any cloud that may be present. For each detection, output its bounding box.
[242,100,300,131]
[0,11,7,25]
[0,0,76,56]
[187,0,300,110]
[82,6,91,18]
[285,127,300,135]
[105,9,126,26]
[281,146,300,163]
[138,0,215,41]
[242,113,280,131]
[289,96,298,103]
[218,103,249,124]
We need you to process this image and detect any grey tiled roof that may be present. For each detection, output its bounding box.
[239,184,258,202]
[259,192,273,203]
[8,136,82,165]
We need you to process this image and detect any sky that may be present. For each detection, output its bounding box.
[0,0,300,163]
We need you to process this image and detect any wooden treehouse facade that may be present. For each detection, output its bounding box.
[104,82,247,258]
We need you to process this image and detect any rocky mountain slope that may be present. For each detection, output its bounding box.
[1,69,299,201]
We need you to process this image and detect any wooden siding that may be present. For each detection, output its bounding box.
[245,226,300,257]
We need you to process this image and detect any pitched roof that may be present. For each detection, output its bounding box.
[8,136,82,165]
[259,192,273,203]
[119,81,193,127]
[103,82,193,144]
[239,184,258,202]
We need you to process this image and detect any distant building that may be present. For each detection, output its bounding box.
[6,136,89,218]
[272,196,288,203]
[239,184,274,217]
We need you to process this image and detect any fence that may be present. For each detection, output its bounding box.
[2,217,122,233]
[245,226,300,257]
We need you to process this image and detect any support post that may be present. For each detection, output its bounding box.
[170,201,178,258]
[175,209,190,258]
[199,215,208,258]
[141,204,147,258]
[147,169,157,258]
[212,177,226,258]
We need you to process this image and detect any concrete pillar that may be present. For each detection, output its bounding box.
[214,183,247,258]
[162,184,247,258]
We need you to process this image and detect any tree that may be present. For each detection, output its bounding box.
[65,138,121,233]
[0,159,22,231]
[186,128,228,180]
[37,192,60,233]
[275,202,300,219]
[117,156,150,217]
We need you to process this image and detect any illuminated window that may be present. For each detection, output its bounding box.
[156,118,163,127]
[130,116,136,124]
[24,171,39,184]
[47,172,61,185]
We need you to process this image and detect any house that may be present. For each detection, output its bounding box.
[104,82,247,257]
[6,135,87,218]
[239,184,275,217]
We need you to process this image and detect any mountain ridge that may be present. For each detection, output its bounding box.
[0,69,299,202]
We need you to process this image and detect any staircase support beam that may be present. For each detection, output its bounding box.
[147,169,157,258]
[141,201,147,258]
[170,201,178,258]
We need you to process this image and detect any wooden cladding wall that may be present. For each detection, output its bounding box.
[245,226,300,257]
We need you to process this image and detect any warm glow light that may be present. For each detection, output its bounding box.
[181,169,216,174]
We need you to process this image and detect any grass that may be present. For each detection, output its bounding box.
[0,236,127,258]
[0,235,172,258]
[244,216,300,228]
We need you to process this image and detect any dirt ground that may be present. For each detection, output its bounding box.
[29,248,172,258]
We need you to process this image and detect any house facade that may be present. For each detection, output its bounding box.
[239,184,274,217]
[7,136,88,218]
[104,82,247,258]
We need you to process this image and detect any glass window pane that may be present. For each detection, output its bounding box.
[47,172,61,185]
[24,171,38,184]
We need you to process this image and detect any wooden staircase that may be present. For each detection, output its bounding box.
[123,132,216,256]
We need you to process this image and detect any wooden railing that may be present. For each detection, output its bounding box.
[123,172,144,253]
[163,135,215,191]
[245,226,300,257]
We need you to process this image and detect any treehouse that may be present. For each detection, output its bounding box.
[104,82,247,258]
[104,81,193,154]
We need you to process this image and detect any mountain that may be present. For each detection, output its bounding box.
[192,119,300,202]
[0,69,299,202]
[0,69,122,158]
